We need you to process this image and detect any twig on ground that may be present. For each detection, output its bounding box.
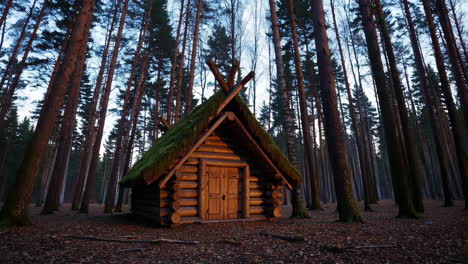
[260,232,305,242]
[63,235,199,245]
[321,244,398,253]
[217,239,242,246]
[352,244,397,249]
[118,248,144,253]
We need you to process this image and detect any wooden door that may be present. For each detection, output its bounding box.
[206,166,223,220]
[225,167,240,219]
[205,166,241,220]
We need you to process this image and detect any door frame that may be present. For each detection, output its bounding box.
[198,159,250,220]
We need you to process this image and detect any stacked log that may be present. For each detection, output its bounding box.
[169,164,201,224]
[263,183,283,218]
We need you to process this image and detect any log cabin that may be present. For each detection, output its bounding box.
[120,62,302,225]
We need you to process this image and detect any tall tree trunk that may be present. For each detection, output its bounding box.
[0,0,96,226]
[107,49,150,213]
[0,0,48,130]
[268,0,307,218]
[287,0,320,210]
[357,0,418,218]
[422,0,468,209]
[104,2,151,214]
[435,0,468,129]
[35,139,57,206]
[0,0,38,129]
[41,9,92,214]
[185,0,203,113]
[174,0,191,123]
[229,0,237,63]
[166,0,185,123]
[304,37,322,194]
[330,0,373,211]
[0,0,13,51]
[401,0,453,206]
[311,0,361,222]
[71,1,120,211]
[373,0,424,213]
[116,55,151,212]
[0,0,13,45]
[80,0,130,214]
[0,0,37,89]
[41,7,93,214]
[448,0,468,64]
[345,11,379,203]
[151,64,162,142]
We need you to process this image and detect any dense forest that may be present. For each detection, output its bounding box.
[0,0,467,227]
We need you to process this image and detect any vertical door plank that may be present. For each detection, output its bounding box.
[243,165,250,219]
[198,159,206,220]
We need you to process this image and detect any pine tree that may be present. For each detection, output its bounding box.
[0,0,97,226]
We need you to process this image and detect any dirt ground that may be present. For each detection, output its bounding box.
[0,200,467,263]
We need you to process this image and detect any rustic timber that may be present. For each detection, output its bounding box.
[173,181,198,191]
[191,151,241,160]
[243,165,250,218]
[198,159,206,220]
[158,116,171,133]
[216,72,255,114]
[176,173,198,181]
[250,189,262,197]
[206,60,230,93]
[173,189,198,200]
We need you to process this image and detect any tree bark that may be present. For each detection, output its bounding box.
[311,0,361,222]
[268,0,306,218]
[166,0,185,124]
[71,1,120,211]
[435,0,468,130]
[41,8,92,214]
[448,0,468,65]
[401,0,453,206]
[174,0,191,123]
[287,0,320,210]
[0,0,13,40]
[330,0,373,211]
[0,0,96,226]
[104,1,151,214]
[0,0,38,129]
[185,0,203,113]
[357,0,418,218]
[373,0,424,213]
[0,0,48,131]
[422,0,468,209]
[80,0,130,214]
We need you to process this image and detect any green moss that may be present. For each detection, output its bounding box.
[120,91,302,187]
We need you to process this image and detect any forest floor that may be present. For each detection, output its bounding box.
[0,200,467,263]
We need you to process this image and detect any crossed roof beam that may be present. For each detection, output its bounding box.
[206,60,255,115]
[158,61,254,133]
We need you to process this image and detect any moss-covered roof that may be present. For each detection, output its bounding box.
[120,91,302,187]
